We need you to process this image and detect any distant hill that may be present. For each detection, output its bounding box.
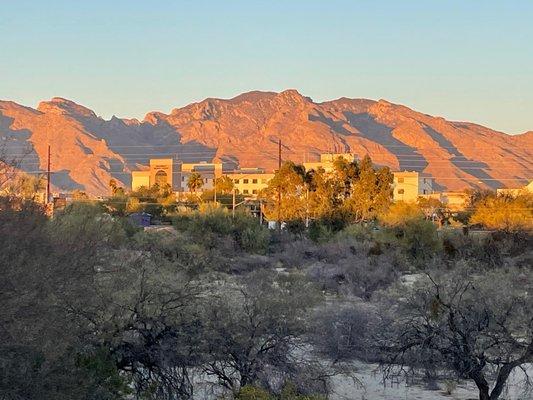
[1,90,531,195]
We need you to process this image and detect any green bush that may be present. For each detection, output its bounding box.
[308,220,334,243]
[171,207,271,254]
[378,218,441,265]
[236,386,273,400]
[334,223,374,242]
[229,212,269,254]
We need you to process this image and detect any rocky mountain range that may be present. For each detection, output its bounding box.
[1,90,531,195]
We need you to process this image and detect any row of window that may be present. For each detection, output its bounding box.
[397,189,428,195]
[234,178,269,184]
[239,189,258,195]
[396,177,430,184]
[181,176,213,183]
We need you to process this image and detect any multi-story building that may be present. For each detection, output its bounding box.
[131,158,177,191]
[227,168,274,196]
[303,153,356,173]
[393,171,434,202]
[131,159,224,192]
[179,161,223,192]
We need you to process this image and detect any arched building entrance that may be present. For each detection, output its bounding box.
[154,170,168,186]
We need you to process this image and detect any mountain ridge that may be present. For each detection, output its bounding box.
[1,90,531,195]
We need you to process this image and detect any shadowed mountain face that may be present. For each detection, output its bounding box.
[1,90,531,195]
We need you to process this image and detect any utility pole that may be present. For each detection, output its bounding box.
[213,174,217,203]
[46,144,51,204]
[277,139,282,232]
[232,187,236,218]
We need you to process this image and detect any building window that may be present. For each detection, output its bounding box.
[234,179,239,184]
[398,189,405,194]
[252,189,257,194]
[252,179,258,184]
[423,189,427,194]
[243,179,249,184]
[397,177,404,183]
[243,189,249,194]
[423,178,427,184]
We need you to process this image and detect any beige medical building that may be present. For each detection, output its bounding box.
[303,153,356,173]
[131,159,223,192]
[227,168,274,196]
[392,171,434,202]
[179,162,223,192]
[131,159,175,191]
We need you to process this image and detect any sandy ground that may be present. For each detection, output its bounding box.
[329,362,532,400]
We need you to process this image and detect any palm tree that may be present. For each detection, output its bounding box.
[187,172,204,193]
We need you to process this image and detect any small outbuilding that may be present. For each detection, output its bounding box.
[129,212,152,228]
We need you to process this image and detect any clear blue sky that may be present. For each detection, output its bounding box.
[1,0,532,133]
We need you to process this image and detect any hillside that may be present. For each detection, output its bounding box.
[1,90,531,195]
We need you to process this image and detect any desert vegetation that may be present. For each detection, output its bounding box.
[1,154,532,400]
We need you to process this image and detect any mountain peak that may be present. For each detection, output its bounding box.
[275,89,312,105]
[37,97,97,118]
[228,90,277,103]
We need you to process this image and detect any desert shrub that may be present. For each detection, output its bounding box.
[334,223,374,242]
[306,250,401,299]
[440,229,533,268]
[311,302,380,362]
[172,207,270,254]
[470,193,533,231]
[236,385,273,400]
[132,229,212,274]
[50,202,130,248]
[285,219,306,236]
[233,213,271,254]
[379,201,424,227]
[378,206,441,265]
[235,383,325,400]
[279,381,326,400]
[308,220,334,243]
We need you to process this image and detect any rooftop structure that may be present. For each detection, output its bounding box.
[497,181,533,197]
[303,153,356,173]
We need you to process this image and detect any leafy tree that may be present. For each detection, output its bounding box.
[103,194,128,216]
[377,266,533,400]
[71,189,90,200]
[187,172,204,193]
[0,199,131,400]
[3,173,45,200]
[0,144,23,190]
[201,271,323,393]
[262,156,392,227]
[108,178,125,196]
[344,155,393,222]
[417,197,446,221]
[215,174,235,194]
[307,167,340,220]
[379,201,424,226]
[470,193,533,231]
[262,161,307,222]
[331,156,359,201]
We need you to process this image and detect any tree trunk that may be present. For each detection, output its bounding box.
[478,386,490,400]
[470,370,491,400]
[489,363,514,400]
